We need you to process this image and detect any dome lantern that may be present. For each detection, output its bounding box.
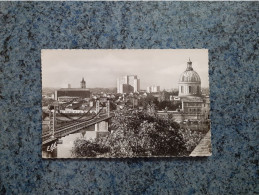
[186,58,193,71]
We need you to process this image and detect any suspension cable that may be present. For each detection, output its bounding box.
[57,106,93,121]
[56,102,107,123]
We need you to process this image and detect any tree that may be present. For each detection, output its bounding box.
[110,101,117,111]
[139,94,159,109]
[72,107,188,157]
[138,94,181,111]
[157,101,181,111]
[72,139,110,158]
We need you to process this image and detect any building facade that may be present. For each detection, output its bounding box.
[117,75,140,93]
[147,85,160,93]
[55,79,90,101]
[55,88,91,101]
[157,59,210,123]
[133,78,140,93]
[177,59,210,121]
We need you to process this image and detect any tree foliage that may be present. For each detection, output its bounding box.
[156,101,181,111]
[138,94,181,111]
[138,94,159,109]
[180,128,204,152]
[72,139,110,158]
[72,107,191,157]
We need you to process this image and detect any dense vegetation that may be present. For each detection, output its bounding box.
[138,94,181,111]
[72,106,204,157]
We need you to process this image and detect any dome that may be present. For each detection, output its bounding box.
[178,59,201,83]
[178,59,202,97]
[179,70,201,83]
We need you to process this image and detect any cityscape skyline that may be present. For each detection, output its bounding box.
[42,49,211,158]
[42,49,209,90]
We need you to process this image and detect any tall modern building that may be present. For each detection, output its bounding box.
[117,75,140,93]
[147,86,160,93]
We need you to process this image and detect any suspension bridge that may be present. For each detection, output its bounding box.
[42,99,114,146]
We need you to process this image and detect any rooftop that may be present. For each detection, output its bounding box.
[181,96,204,102]
[58,88,90,91]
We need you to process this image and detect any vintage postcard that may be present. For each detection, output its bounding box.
[42,49,211,158]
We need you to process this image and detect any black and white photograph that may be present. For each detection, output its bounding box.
[42,49,211,158]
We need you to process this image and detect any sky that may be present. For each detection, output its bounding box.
[42,49,209,90]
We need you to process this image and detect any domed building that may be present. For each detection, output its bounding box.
[157,59,210,123]
[178,59,201,97]
[171,59,210,123]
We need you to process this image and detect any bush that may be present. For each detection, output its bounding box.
[72,139,110,158]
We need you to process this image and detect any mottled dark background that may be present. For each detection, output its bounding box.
[0,2,258,194]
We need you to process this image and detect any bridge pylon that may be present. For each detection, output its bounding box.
[48,103,58,139]
[96,99,100,118]
[107,99,110,117]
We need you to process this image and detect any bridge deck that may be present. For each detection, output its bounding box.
[42,113,114,145]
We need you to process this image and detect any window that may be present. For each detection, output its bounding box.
[181,86,184,93]
[189,86,192,93]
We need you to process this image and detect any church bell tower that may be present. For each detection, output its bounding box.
[81,78,86,89]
